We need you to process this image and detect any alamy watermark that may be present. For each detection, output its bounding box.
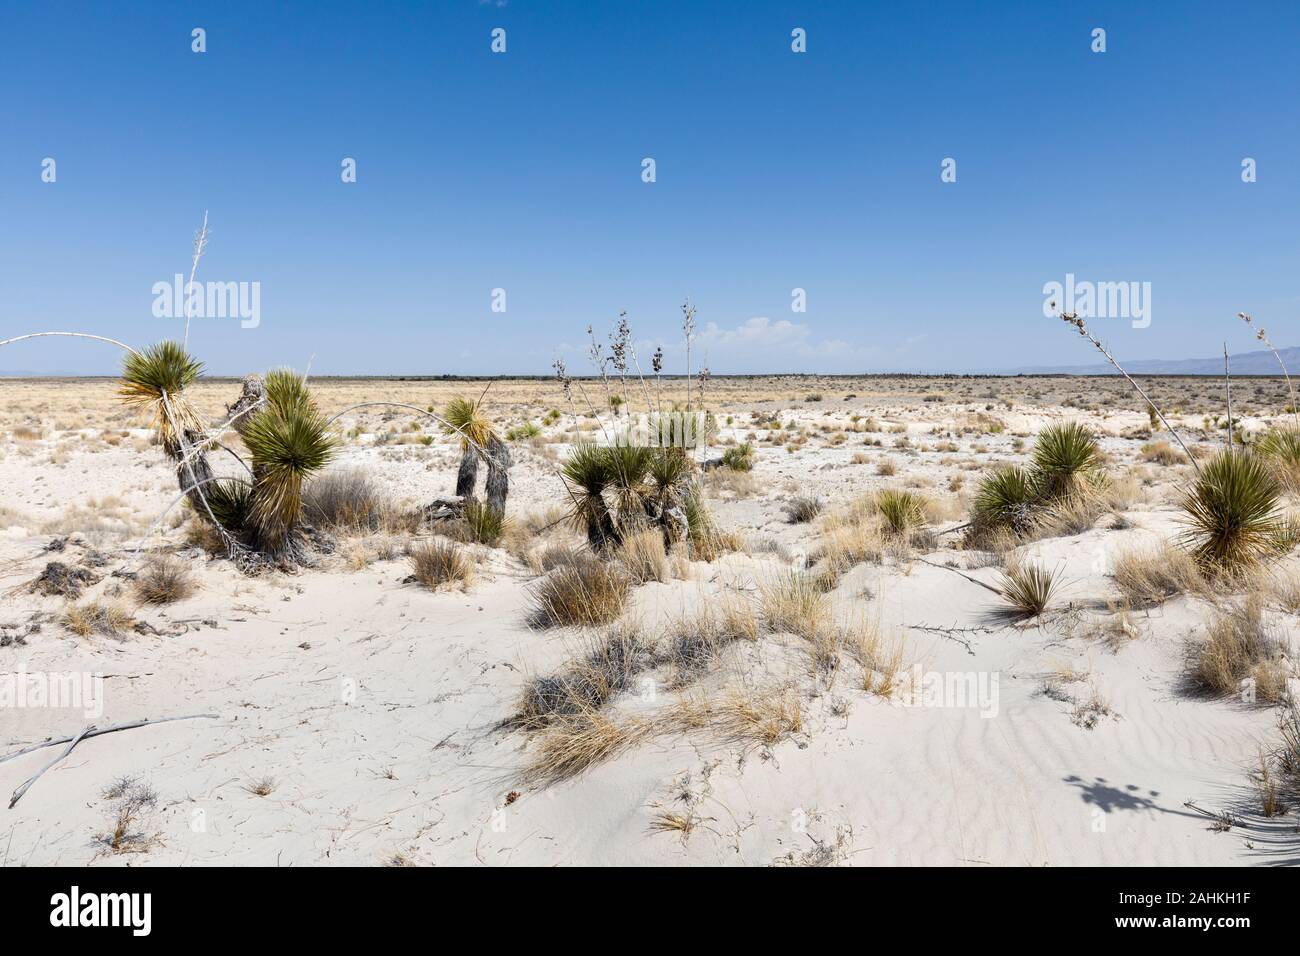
[152,274,260,329]
[891,664,999,718]
[1042,272,1150,329]
[1,664,104,719]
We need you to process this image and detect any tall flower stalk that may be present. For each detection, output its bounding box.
[1239,312,1299,429]
[1052,306,1201,476]
[681,299,696,410]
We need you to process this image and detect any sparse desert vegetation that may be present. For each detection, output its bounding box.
[2,362,1299,867]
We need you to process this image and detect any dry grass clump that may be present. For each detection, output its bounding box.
[133,554,196,605]
[528,553,630,627]
[1111,544,1203,608]
[783,495,823,523]
[1273,702,1300,810]
[666,594,760,680]
[1264,568,1300,612]
[687,527,745,562]
[815,516,886,582]
[1188,597,1290,701]
[62,600,134,637]
[409,539,475,591]
[1140,440,1184,466]
[675,687,804,746]
[517,625,659,728]
[1070,688,1115,729]
[616,528,669,584]
[523,710,653,786]
[303,468,396,531]
[995,559,1059,620]
[761,571,829,638]
[846,618,908,696]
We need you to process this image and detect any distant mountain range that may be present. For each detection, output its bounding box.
[1008,345,1300,376]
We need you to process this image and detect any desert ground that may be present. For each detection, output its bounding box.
[2,373,1298,866]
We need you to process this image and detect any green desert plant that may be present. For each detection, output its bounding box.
[562,442,619,551]
[720,442,755,472]
[996,560,1059,619]
[874,489,927,537]
[1179,449,1281,575]
[1030,421,1101,500]
[970,466,1038,540]
[443,396,497,499]
[1253,427,1300,495]
[457,497,507,546]
[118,340,205,454]
[239,370,337,556]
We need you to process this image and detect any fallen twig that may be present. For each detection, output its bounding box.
[1,713,219,767]
[8,724,95,809]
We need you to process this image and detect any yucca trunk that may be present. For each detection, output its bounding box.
[172,429,217,518]
[585,497,620,553]
[484,436,510,515]
[455,450,479,498]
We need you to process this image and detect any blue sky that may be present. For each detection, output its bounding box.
[2,0,1298,375]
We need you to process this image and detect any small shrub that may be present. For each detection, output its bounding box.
[720,442,755,472]
[134,555,196,605]
[617,528,669,584]
[63,600,134,637]
[783,495,823,523]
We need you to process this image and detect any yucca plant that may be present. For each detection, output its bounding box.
[119,340,205,454]
[443,396,496,498]
[875,489,927,538]
[1031,421,1100,500]
[1179,449,1281,575]
[603,443,655,530]
[562,442,619,551]
[459,497,507,546]
[239,370,337,557]
[996,560,1059,620]
[118,340,224,526]
[1253,427,1300,495]
[970,466,1039,540]
[203,477,255,535]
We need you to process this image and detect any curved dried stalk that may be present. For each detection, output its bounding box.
[0,331,139,356]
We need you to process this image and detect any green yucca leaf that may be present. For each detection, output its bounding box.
[119,341,205,450]
[243,402,337,546]
[971,466,1039,535]
[561,442,611,493]
[201,477,254,533]
[442,397,496,449]
[1179,449,1281,574]
[875,488,927,537]
[263,367,314,418]
[1031,421,1100,499]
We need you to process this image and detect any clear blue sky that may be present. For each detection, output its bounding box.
[2,0,1298,376]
